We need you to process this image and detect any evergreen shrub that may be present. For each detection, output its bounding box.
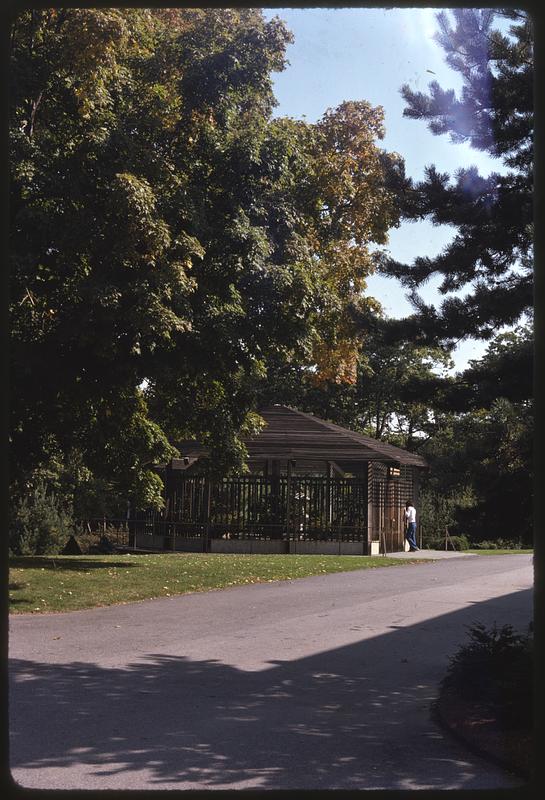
[9,481,74,555]
[442,621,533,728]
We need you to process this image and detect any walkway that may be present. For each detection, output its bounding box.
[9,554,532,790]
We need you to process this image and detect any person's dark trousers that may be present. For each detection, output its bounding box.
[406,522,418,550]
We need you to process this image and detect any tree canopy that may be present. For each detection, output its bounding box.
[9,8,401,514]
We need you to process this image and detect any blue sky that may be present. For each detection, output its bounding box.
[261,7,511,372]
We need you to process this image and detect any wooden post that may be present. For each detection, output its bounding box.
[164,463,174,551]
[326,461,333,529]
[271,460,280,538]
[285,459,293,540]
[127,501,136,549]
[367,462,374,553]
[445,526,453,551]
[385,470,396,551]
[203,476,212,552]
[380,526,387,556]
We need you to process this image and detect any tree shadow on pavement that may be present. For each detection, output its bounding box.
[9,589,532,791]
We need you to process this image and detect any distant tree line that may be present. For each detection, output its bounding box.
[9,8,532,553]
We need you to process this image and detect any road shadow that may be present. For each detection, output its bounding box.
[9,589,532,791]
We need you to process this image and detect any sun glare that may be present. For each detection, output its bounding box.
[401,7,439,46]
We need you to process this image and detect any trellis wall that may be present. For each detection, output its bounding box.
[163,474,369,542]
[98,465,419,553]
[368,463,415,552]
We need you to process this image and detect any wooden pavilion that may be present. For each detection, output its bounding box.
[133,405,427,554]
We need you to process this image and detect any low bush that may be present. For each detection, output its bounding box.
[470,538,527,550]
[425,533,470,551]
[442,621,533,729]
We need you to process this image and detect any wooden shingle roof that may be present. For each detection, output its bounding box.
[242,405,427,467]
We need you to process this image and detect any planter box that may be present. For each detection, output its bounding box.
[135,532,165,551]
[250,539,288,554]
[210,539,288,554]
[289,540,340,555]
[173,538,206,552]
[339,541,366,556]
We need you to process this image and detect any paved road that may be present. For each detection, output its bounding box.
[9,554,533,790]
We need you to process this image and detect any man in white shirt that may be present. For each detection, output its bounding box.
[404,500,419,551]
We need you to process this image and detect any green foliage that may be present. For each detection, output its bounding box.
[10,7,403,518]
[418,391,532,544]
[365,8,534,553]
[425,533,470,551]
[9,481,74,555]
[470,538,525,550]
[263,320,454,449]
[460,324,533,408]
[10,8,187,510]
[10,6,531,558]
[350,332,453,444]
[419,484,477,544]
[442,621,533,727]
[379,9,533,345]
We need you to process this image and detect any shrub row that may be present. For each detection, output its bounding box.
[424,534,471,551]
[423,534,530,551]
[470,538,527,550]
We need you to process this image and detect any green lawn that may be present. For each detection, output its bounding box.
[9,552,431,614]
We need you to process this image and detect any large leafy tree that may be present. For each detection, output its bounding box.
[143,49,402,473]
[378,9,533,350]
[9,8,402,517]
[10,9,181,512]
[9,8,295,507]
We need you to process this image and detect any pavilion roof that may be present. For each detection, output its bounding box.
[241,405,428,467]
